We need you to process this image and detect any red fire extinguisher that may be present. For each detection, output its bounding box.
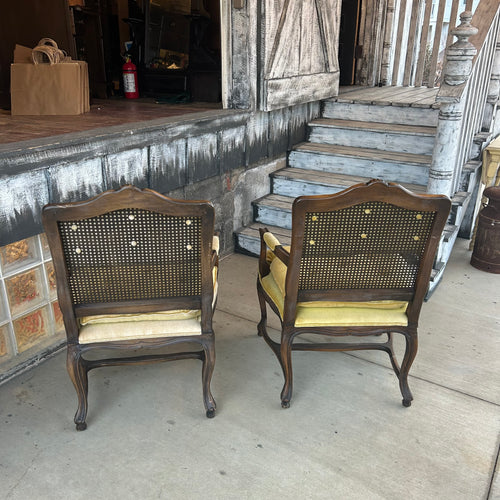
[122,57,139,99]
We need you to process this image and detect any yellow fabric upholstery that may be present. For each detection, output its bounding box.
[259,271,408,327]
[78,236,220,344]
[263,232,281,251]
[79,317,202,343]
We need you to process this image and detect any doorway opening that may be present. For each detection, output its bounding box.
[74,0,222,103]
[338,0,362,86]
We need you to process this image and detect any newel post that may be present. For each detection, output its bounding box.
[428,12,478,196]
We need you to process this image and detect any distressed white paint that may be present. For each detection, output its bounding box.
[323,101,439,126]
[48,158,104,202]
[221,126,246,158]
[233,157,285,229]
[308,121,436,155]
[103,148,149,188]
[245,112,269,149]
[261,0,341,110]
[288,148,430,185]
[149,140,187,189]
[428,104,464,196]
[0,171,49,233]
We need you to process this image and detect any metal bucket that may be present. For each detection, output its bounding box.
[471,186,500,273]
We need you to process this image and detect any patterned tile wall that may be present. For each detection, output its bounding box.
[0,234,65,375]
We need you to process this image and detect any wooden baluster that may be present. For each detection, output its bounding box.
[414,0,433,87]
[391,0,407,85]
[403,0,421,86]
[428,0,447,87]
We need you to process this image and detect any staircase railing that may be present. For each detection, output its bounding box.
[428,1,500,197]
[382,0,479,87]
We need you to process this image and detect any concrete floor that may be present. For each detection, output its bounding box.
[0,238,499,499]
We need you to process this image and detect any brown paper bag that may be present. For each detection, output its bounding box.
[11,61,89,115]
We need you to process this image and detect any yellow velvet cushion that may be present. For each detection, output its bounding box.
[78,236,219,344]
[78,317,203,344]
[259,271,408,328]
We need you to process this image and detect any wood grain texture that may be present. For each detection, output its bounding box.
[261,0,341,110]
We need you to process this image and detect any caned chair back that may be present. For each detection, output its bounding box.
[59,208,205,304]
[283,181,451,323]
[43,185,216,338]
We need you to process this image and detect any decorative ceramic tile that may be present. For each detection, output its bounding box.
[0,324,10,358]
[13,307,49,353]
[5,267,45,317]
[45,261,57,300]
[0,236,40,275]
[52,301,65,334]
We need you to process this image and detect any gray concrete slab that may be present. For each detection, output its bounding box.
[0,239,499,499]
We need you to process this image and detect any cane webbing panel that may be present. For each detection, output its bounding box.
[299,201,436,290]
[58,209,202,305]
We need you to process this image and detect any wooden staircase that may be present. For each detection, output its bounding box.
[234,87,478,292]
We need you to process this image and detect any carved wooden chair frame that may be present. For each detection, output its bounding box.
[257,179,451,409]
[42,185,218,430]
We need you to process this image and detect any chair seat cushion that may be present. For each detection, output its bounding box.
[260,272,408,327]
[78,237,220,344]
[78,315,203,344]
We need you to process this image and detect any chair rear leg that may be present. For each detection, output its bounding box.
[201,338,216,418]
[399,331,418,407]
[66,345,89,431]
[386,332,401,378]
[257,279,268,338]
[280,332,294,409]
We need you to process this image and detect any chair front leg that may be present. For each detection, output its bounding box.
[66,344,89,431]
[399,330,418,407]
[280,330,294,409]
[201,336,216,418]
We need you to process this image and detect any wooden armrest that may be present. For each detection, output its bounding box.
[273,245,290,267]
[259,228,290,277]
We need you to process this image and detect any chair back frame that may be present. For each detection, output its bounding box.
[43,185,216,344]
[282,180,451,328]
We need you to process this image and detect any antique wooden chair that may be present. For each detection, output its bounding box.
[257,179,451,409]
[42,185,219,430]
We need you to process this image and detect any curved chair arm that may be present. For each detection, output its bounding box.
[259,228,290,278]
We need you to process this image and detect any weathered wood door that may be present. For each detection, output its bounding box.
[260,0,342,111]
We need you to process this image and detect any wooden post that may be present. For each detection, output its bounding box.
[427,12,478,196]
[482,29,500,132]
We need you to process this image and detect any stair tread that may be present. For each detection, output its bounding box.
[237,222,292,244]
[292,142,432,165]
[253,193,294,210]
[272,167,427,193]
[311,118,436,136]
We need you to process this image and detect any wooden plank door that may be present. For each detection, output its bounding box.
[260,0,342,111]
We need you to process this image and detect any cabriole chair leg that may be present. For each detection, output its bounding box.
[399,332,418,407]
[67,345,89,431]
[280,332,294,408]
[202,339,216,418]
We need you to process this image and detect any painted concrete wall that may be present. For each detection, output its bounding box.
[0,102,321,252]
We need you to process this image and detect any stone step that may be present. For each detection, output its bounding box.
[271,167,427,199]
[235,222,291,256]
[322,100,439,127]
[308,118,436,155]
[252,193,294,230]
[288,142,430,185]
